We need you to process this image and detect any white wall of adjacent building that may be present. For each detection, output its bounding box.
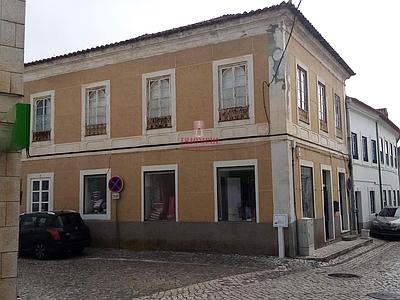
[348,101,400,229]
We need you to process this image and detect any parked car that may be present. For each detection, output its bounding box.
[371,207,400,237]
[19,211,91,259]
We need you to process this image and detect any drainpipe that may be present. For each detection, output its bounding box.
[345,100,357,234]
[376,122,383,209]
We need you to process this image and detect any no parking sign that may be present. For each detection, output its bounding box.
[108,176,124,198]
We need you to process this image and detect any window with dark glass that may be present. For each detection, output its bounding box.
[217,166,256,222]
[83,174,107,215]
[389,189,392,206]
[390,143,394,167]
[301,166,314,218]
[362,136,368,162]
[394,190,397,206]
[351,132,358,160]
[144,171,176,221]
[379,138,384,164]
[371,139,377,164]
[383,190,388,207]
[370,191,376,214]
[385,141,389,165]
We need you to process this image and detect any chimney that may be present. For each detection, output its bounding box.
[377,108,388,118]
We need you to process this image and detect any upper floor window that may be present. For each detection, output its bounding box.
[362,136,368,162]
[371,139,377,164]
[33,96,51,141]
[334,94,342,136]
[81,80,110,139]
[379,138,384,164]
[213,55,254,127]
[142,69,176,134]
[385,140,389,165]
[30,91,54,143]
[297,65,308,123]
[318,82,327,132]
[351,132,358,160]
[390,143,394,167]
[147,76,172,129]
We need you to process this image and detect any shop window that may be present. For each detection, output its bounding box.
[217,166,256,222]
[83,174,107,215]
[301,166,315,218]
[144,170,176,221]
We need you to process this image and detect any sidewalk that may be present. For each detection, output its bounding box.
[300,238,374,262]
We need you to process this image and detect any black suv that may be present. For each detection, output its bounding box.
[19,211,91,259]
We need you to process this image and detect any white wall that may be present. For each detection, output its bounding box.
[349,105,400,227]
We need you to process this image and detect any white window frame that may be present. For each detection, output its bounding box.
[79,168,111,220]
[299,160,316,219]
[334,94,342,130]
[30,90,55,145]
[141,164,178,222]
[212,55,255,128]
[295,59,311,128]
[26,172,54,213]
[317,80,327,123]
[142,69,176,135]
[81,80,111,141]
[213,159,259,223]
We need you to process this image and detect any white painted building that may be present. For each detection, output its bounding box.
[347,97,400,230]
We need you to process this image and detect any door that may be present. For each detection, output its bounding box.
[322,170,334,240]
[338,173,349,231]
[355,191,362,233]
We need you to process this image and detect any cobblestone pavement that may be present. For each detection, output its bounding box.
[140,240,400,300]
[18,240,400,300]
[17,247,318,300]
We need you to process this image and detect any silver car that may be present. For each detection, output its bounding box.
[372,207,400,237]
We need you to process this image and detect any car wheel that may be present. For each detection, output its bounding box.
[33,241,47,260]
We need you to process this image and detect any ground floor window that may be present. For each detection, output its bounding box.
[83,174,107,215]
[80,169,110,220]
[144,170,176,221]
[388,190,392,206]
[301,166,314,218]
[217,166,256,222]
[30,178,51,212]
[370,190,376,214]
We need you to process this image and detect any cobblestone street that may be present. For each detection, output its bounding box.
[18,240,400,300]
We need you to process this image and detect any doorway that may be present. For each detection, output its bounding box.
[322,169,334,241]
[355,191,362,233]
[338,172,349,231]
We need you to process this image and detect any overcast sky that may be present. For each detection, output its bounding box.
[25,0,400,127]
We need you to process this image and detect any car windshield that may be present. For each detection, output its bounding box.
[379,207,400,217]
